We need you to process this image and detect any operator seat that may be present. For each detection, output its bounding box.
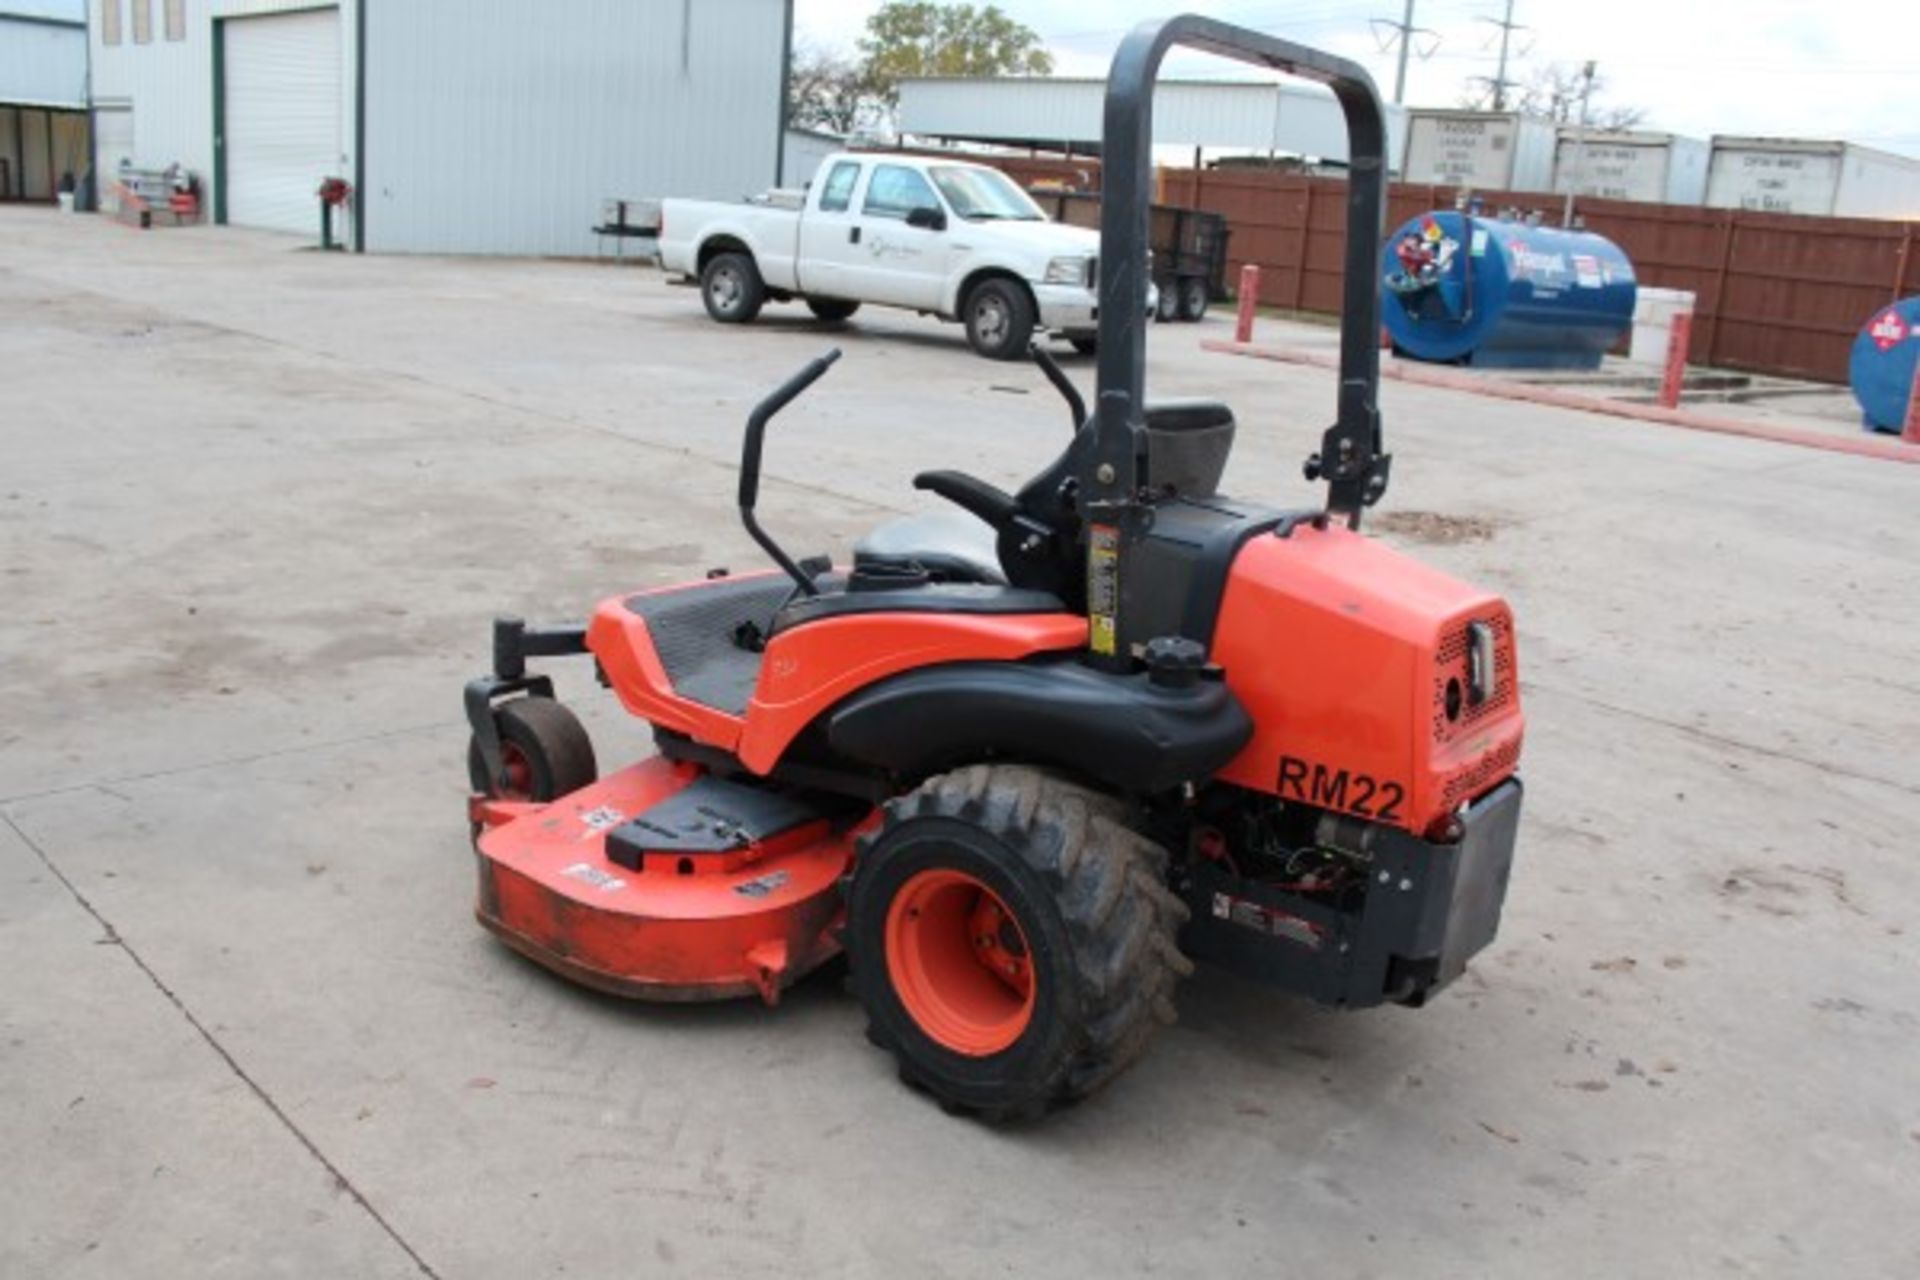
[850,400,1236,596]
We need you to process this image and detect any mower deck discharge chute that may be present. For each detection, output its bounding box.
[464,14,1525,1119]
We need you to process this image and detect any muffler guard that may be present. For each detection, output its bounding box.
[472,757,857,1004]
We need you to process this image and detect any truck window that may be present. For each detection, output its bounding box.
[863,165,941,220]
[818,161,860,213]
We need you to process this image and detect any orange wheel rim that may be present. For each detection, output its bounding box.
[885,868,1035,1057]
[496,742,534,801]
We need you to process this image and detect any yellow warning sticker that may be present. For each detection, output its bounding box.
[1088,524,1120,656]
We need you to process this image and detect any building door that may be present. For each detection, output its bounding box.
[94,106,134,212]
[223,8,341,235]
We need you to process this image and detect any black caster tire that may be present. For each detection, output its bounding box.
[467,697,597,804]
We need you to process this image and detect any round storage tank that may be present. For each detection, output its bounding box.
[1381,211,1637,370]
[1849,297,1920,434]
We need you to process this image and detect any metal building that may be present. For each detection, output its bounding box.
[897,76,1410,172]
[0,0,88,201]
[89,0,792,253]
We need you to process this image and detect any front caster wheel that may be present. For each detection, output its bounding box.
[846,765,1191,1121]
[467,697,597,804]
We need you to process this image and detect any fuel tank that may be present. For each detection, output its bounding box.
[1210,521,1524,835]
[1382,209,1636,371]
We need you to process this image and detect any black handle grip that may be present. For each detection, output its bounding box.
[738,348,841,597]
[739,348,842,513]
[913,470,1021,529]
[1029,342,1088,433]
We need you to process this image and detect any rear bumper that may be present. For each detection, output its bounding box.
[1178,779,1522,1009]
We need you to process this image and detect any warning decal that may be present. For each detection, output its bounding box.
[1868,308,1908,353]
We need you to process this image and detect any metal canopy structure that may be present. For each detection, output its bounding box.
[898,75,1407,167]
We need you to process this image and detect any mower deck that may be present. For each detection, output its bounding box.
[472,756,858,1004]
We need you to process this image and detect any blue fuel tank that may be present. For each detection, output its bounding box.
[1849,297,1920,433]
[1381,211,1637,370]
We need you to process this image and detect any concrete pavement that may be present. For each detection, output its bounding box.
[3,208,1917,1279]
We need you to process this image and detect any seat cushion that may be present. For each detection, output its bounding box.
[852,510,1006,586]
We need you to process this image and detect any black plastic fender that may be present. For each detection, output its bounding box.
[824,658,1252,794]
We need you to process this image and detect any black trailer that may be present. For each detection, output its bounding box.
[1030,188,1229,324]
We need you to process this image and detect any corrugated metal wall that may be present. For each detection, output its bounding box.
[89,0,358,227]
[364,0,788,256]
[0,10,88,108]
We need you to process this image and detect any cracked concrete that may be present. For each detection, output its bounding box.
[2,207,1917,1278]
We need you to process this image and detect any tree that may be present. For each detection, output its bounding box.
[788,43,877,135]
[1462,62,1646,130]
[858,3,1054,108]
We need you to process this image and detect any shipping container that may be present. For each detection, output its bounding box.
[1552,129,1707,205]
[1706,137,1920,219]
[1401,111,1556,193]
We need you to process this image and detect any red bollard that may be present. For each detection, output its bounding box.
[1659,311,1693,409]
[1904,357,1920,445]
[1234,264,1261,344]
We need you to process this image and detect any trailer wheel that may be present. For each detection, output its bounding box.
[806,297,861,323]
[1177,276,1210,322]
[700,252,766,324]
[1155,285,1178,323]
[847,765,1192,1121]
[963,278,1035,361]
[467,698,597,803]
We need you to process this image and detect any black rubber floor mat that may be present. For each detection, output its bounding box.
[623,576,792,715]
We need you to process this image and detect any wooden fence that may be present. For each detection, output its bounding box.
[935,150,1920,386]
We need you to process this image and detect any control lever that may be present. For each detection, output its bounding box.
[739,349,841,596]
[1029,342,1088,433]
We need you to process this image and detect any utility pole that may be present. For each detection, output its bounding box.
[1561,60,1596,228]
[1370,0,1439,104]
[1477,0,1526,110]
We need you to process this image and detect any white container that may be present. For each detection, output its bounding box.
[1627,287,1696,368]
[1706,137,1920,219]
[1402,111,1556,192]
[1553,130,1708,205]
[57,192,75,213]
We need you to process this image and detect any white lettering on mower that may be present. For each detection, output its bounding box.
[578,806,625,839]
[562,863,627,892]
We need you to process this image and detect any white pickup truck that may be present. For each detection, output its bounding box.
[651,152,1148,360]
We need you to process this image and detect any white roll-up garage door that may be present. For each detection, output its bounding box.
[224,8,342,235]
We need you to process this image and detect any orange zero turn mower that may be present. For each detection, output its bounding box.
[464,15,1524,1120]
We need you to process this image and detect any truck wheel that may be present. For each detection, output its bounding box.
[466,697,597,803]
[700,252,765,324]
[1155,285,1178,323]
[846,764,1192,1121]
[1177,277,1210,322]
[806,297,861,323]
[963,278,1035,361]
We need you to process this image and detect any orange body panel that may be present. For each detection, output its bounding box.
[588,574,1086,771]
[736,610,1087,773]
[474,756,864,1002]
[1212,523,1524,834]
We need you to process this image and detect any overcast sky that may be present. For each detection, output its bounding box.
[795,0,1919,158]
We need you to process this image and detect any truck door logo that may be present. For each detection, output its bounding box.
[1276,756,1404,821]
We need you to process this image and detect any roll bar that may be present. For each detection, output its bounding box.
[1092,15,1391,525]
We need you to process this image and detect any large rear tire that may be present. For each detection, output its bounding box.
[700,251,766,324]
[467,697,597,803]
[962,278,1036,361]
[846,765,1191,1121]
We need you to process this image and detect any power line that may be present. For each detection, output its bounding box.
[1370,0,1441,104]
